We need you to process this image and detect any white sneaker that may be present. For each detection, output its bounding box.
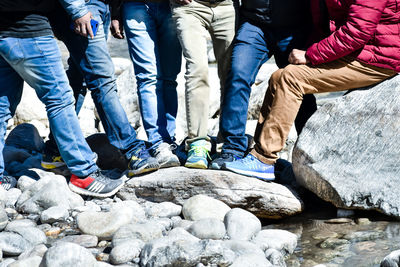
[153,143,180,168]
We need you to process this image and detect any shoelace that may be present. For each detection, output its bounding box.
[2,176,13,184]
[189,146,210,159]
[90,170,109,183]
[240,155,259,170]
[137,148,151,159]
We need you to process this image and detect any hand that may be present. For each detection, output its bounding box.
[110,19,124,39]
[174,0,192,5]
[288,49,309,65]
[73,12,94,39]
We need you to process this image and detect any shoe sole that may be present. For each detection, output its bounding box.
[224,166,275,181]
[159,160,180,169]
[41,162,66,170]
[184,162,208,169]
[68,181,124,198]
[128,163,159,177]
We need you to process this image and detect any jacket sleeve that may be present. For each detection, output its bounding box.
[306,0,388,65]
[110,0,123,20]
[58,0,89,20]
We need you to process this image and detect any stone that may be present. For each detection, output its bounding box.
[8,227,46,246]
[0,207,8,231]
[265,248,286,267]
[16,171,83,214]
[182,195,231,221]
[224,208,261,241]
[187,218,226,240]
[57,235,98,248]
[17,175,38,192]
[0,232,32,256]
[18,244,48,260]
[112,221,164,247]
[76,204,135,240]
[8,256,42,267]
[14,86,47,126]
[293,75,400,217]
[110,239,144,265]
[0,259,16,267]
[118,167,303,219]
[40,206,69,224]
[343,230,384,242]
[230,254,272,267]
[5,219,37,231]
[223,240,265,258]
[39,242,97,267]
[381,249,400,267]
[252,229,298,255]
[5,188,22,208]
[145,202,182,218]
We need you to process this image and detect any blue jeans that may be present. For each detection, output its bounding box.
[48,0,144,160]
[122,1,181,148]
[0,36,98,178]
[220,21,315,157]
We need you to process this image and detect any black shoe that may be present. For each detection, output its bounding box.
[210,153,242,170]
[0,176,17,190]
[69,169,124,198]
[128,148,160,177]
[41,152,66,170]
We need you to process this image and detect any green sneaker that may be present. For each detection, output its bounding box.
[185,140,210,169]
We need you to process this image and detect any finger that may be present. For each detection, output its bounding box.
[87,24,94,39]
[74,24,81,35]
[80,23,87,37]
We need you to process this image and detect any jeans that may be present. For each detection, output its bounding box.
[0,36,98,178]
[123,1,181,148]
[220,21,317,157]
[48,0,144,160]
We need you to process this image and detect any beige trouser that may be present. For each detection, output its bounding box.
[252,56,397,165]
[171,0,236,149]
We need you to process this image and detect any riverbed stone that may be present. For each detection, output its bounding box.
[110,239,144,265]
[187,218,226,240]
[17,175,37,192]
[18,244,47,260]
[6,219,36,231]
[293,75,400,217]
[381,249,400,267]
[57,235,98,248]
[112,221,164,247]
[40,206,69,224]
[0,207,8,231]
[118,167,303,219]
[8,226,46,246]
[252,229,298,255]
[8,256,42,267]
[5,188,22,208]
[230,254,272,267]
[145,202,182,218]
[265,248,286,267]
[224,208,261,241]
[0,232,32,256]
[182,195,230,221]
[40,242,97,267]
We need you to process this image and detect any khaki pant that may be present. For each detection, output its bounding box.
[171,0,236,149]
[252,57,397,164]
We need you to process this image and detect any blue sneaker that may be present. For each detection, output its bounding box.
[210,152,242,170]
[128,148,160,177]
[185,140,210,169]
[223,154,275,181]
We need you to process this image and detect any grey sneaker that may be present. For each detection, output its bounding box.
[153,143,180,168]
[0,176,17,190]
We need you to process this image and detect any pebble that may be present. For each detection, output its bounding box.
[58,235,98,248]
[145,202,182,218]
[0,232,32,256]
[40,242,97,266]
[0,208,8,231]
[187,218,226,240]
[224,208,261,241]
[40,206,69,224]
[110,239,144,265]
[112,221,164,247]
[44,227,61,237]
[324,218,353,224]
[182,195,231,221]
[252,229,298,255]
[8,255,42,267]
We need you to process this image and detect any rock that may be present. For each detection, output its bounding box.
[224,208,261,241]
[145,202,182,218]
[16,171,84,214]
[230,254,272,267]
[39,242,97,267]
[343,230,384,242]
[223,240,265,258]
[7,227,46,246]
[57,235,98,248]
[182,195,231,221]
[76,204,135,240]
[0,207,8,231]
[18,244,48,260]
[110,239,144,265]
[293,75,400,217]
[0,232,32,256]
[187,218,226,240]
[112,221,164,247]
[381,249,400,267]
[40,206,69,224]
[5,188,22,208]
[111,200,146,222]
[17,175,38,192]
[5,123,44,152]
[0,259,16,267]
[0,187,7,207]
[252,229,298,255]
[8,256,42,267]
[14,86,47,126]
[118,168,303,219]
[265,248,286,267]
[5,219,36,231]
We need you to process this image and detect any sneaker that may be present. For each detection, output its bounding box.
[152,143,180,168]
[224,153,275,181]
[128,148,160,177]
[0,176,17,190]
[41,153,66,170]
[69,169,124,198]
[210,152,242,170]
[185,140,210,169]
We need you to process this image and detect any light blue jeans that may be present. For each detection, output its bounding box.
[47,0,145,160]
[122,1,182,148]
[0,36,98,178]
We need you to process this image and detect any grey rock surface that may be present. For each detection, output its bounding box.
[0,207,8,231]
[252,229,298,256]
[112,222,164,246]
[224,208,261,241]
[293,75,400,217]
[0,232,32,256]
[8,256,42,267]
[39,242,97,267]
[40,206,69,224]
[57,235,99,248]
[118,167,303,219]
[145,201,182,218]
[110,239,144,265]
[182,194,231,221]
[187,218,226,240]
[230,254,272,267]
[381,249,400,267]
[7,227,46,246]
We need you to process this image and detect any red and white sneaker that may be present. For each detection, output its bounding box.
[69,170,124,198]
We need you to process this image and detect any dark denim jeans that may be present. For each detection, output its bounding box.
[123,1,181,148]
[220,21,316,157]
[0,36,98,178]
[48,0,144,160]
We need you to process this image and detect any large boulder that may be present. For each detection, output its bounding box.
[117,167,303,219]
[293,75,400,217]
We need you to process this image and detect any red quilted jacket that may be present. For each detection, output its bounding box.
[306,0,400,72]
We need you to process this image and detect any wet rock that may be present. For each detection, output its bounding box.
[343,230,385,242]
[16,172,83,214]
[8,256,42,267]
[224,208,261,241]
[319,238,350,249]
[187,218,226,240]
[252,229,297,255]
[0,232,32,256]
[265,248,286,267]
[40,242,97,267]
[58,235,98,248]
[293,75,400,217]
[325,218,353,224]
[230,254,272,267]
[110,239,144,265]
[182,195,231,221]
[112,221,164,246]
[381,249,400,267]
[356,218,371,225]
[145,202,182,218]
[118,168,303,219]
[40,206,69,224]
